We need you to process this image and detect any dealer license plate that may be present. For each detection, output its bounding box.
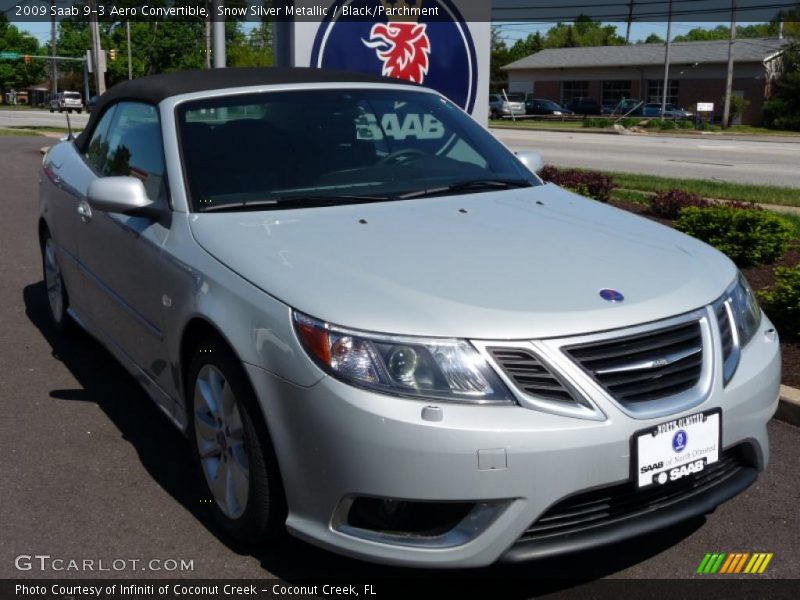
[634,409,721,489]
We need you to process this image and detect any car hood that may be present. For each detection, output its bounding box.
[188,184,735,339]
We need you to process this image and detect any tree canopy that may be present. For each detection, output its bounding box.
[0,15,47,93]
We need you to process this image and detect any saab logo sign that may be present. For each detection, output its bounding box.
[310,0,478,114]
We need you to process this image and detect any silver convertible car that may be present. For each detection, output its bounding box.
[39,68,780,567]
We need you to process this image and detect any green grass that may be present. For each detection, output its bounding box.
[490,119,800,136]
[610,189,651,204]
[489,119,587,130]
[6,125,79,134]
[0,104,39,111]
[0,128,42,137]
[722,125,800,137]
[605,171,800,207]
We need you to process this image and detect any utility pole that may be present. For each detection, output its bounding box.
[722,0,737,128]
[213,0,226,68]
[660,0,673,117]
[88,0,105,94]
[50,0,57,97]
[206,2,212,69]
[126,21,132,80]
[625,1,635,44]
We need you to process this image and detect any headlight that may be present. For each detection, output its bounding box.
[293,312,514,404]
[729,273,762,348]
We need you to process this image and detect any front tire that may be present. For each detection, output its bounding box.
[41,230,73,334]
[187,340,285,544]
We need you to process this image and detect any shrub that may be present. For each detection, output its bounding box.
[677,120,695,129]
[728,95,751,125]
[620,117,645,128]
[649,190,710,219]
[675,206,795,266]
[758,264,800,337]
[583,117,614,128]
[539,166,615,202]
[698,122,720,132]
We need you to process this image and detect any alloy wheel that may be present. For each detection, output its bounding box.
[44,238,65,324]
[193,364,250,519]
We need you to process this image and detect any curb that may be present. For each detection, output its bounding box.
[776,385,800,426]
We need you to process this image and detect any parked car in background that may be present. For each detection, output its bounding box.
[525,98,574,116]
[49,91,83,114]
[489,93,526,119]
[39,68,780,569]
[565,97,602,115]
[643,103,693,119]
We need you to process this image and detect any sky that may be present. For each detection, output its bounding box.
[16,20,754,47]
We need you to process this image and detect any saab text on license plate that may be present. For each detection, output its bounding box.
[636,410,720,488]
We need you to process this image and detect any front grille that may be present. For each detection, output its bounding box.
[565,320,703,404]
[488,347,577,404]
[520,447,748,542]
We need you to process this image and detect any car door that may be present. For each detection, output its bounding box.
[42,106,120,317]
[76,101,172,389]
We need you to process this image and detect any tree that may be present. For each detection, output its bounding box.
[0,15,46,95]
[763,40,800,130]
[543,18,625,49]
[762,7,800,130]
[673,24,777,43]
[490,26,511,88]
[640,33,664,44]
[508,32,543,63]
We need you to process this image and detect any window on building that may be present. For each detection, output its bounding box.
[646,80,680,105]
[561,81,589,104]
[602,81,632,105]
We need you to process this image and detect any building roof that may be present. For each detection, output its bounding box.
[503,38,788,71]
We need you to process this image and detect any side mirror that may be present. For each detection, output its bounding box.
[87,176,158,217]
[515,150,545,175]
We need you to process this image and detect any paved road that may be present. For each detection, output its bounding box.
[0,108,90,129]
[492,128,800,188]
[1,136,798,589]
[4,109,800,188]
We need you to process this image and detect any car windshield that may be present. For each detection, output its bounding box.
[505,94,525,102]
[64,92,81,99]
[178,89,539,212]
[540,100,562,110]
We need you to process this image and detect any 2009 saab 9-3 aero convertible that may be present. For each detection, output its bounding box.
[39,68,780,568]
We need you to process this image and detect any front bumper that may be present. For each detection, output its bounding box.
[245,314,780,568]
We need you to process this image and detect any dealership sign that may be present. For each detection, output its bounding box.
[292,0,490,122]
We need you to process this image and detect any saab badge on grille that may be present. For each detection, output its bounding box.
[599,288,625,303]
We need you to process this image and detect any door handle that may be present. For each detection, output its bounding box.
[77,201,93,223]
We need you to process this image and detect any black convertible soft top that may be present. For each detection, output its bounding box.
[75,67,410,152]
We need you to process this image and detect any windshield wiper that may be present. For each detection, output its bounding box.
[200,194,393,213]
[397,179,533,200]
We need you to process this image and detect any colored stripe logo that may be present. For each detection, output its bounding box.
[696,552,773,574]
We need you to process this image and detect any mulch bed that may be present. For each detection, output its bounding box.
[610,199,800,389]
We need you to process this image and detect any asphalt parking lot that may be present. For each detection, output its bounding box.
[1,136,798,590]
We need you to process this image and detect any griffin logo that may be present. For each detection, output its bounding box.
[311,0,478,114]
[362,21,431,83]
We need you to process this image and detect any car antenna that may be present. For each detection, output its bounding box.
[64,110,74,141]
